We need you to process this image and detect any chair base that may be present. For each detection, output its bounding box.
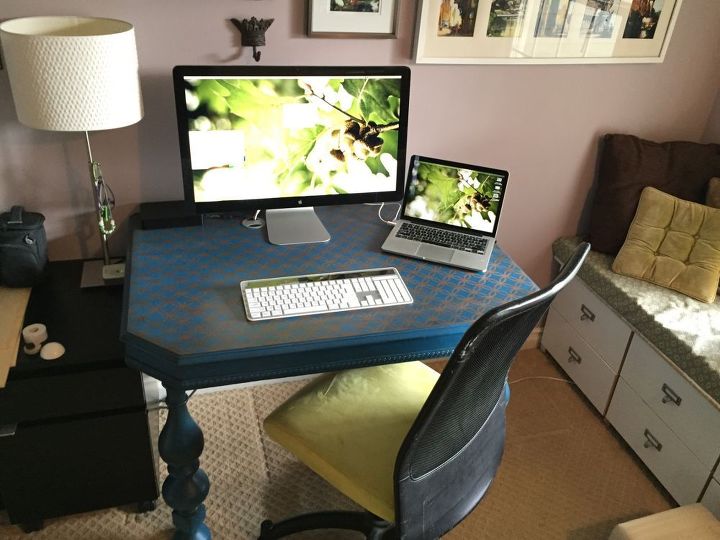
[258,510,396,539]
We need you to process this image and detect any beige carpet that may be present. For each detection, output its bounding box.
[0,349,673,539]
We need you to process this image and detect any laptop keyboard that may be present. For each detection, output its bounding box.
[397,222,488,254]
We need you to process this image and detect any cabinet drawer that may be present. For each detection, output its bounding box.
[621,336,720,469]
[607,378,708,505]
[541,308,616,414]
[0,410,158,523]
[702,478,720,519]
[551,278,632,371]
[0,367,145,425]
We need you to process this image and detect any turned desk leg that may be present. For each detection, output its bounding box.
[160,386,211,540]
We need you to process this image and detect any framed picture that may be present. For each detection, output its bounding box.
[307,0,399,38]
[414,0,683,64]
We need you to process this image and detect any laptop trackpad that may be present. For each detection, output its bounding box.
[418,244,453,263]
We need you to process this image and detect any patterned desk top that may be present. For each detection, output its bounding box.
[122,205,536,388]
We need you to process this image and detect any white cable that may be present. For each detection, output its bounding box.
[376,201,402,226]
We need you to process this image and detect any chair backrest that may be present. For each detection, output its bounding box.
[393,242,590,540]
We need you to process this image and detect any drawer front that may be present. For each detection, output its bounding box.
[607,378,708,505]
[621,336,720,469]
[551,278,632,371]
[702,478,720,519]
[0,367,145,425]
[541,308,616,414]
[0,410,158,523]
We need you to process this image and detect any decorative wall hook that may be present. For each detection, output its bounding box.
[230,17,273,62]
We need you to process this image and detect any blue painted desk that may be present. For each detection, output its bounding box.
[121,204,536,539]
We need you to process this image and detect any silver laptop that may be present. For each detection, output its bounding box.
[382,155,509,272]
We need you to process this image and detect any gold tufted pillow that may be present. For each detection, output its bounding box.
[708,177,720,208]
[612,187,720,303]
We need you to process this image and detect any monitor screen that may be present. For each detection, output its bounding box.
[173,66,410,214]
[402,156,508,236]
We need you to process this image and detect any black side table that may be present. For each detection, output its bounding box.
[0,261,159,532]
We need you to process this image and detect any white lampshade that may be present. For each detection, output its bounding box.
[0,16,143,132]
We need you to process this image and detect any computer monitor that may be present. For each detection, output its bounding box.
[173,65,411,245]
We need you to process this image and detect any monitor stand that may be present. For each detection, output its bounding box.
[265,207,331,246]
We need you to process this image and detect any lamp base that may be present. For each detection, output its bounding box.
[80,259,125,288]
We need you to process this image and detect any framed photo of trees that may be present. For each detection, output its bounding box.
[414,0,683,64]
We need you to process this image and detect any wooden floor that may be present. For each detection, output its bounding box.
[0,348,673,539]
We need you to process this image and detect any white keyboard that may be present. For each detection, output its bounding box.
[240,267,413,321]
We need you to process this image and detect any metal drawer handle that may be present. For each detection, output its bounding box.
[643,429,663,452]
[568,347,582,364]
[580,304,595,322]
[661,383,682,406]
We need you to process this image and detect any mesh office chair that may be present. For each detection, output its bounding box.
[260,242,590,540]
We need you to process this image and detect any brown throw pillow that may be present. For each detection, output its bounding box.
[612,187,720,303]
[707,177,720,208]
[588,134,720,255]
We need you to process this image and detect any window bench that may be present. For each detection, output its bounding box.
[540,236,720,511]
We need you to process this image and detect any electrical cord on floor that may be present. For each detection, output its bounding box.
[508,376,575,385]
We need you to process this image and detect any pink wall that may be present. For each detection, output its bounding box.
[2,0,720,285]
[703,88,720,143]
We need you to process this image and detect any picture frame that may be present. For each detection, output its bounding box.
[307,0,399,38]
[414,0,683,64]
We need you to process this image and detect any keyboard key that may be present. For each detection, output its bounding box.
[284,305,327,315]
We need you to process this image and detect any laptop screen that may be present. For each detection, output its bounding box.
[402,156,508,236]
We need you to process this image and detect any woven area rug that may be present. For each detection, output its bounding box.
[0,350,673,539]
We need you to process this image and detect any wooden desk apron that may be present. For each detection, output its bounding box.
[121,205,537,389]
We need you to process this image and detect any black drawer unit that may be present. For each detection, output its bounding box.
[0,261,158,531]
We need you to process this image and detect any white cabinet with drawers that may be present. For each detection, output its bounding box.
[619,336,720,470]
[608,334,720,505]
[541,274,720,505]
[606,378,709,505]
[549,278,633,372]
[540,277,632,414]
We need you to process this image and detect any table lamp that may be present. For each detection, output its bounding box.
[0,16,143,287]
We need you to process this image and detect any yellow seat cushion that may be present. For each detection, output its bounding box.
[612,187,720,303]
[263,361,439,522]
